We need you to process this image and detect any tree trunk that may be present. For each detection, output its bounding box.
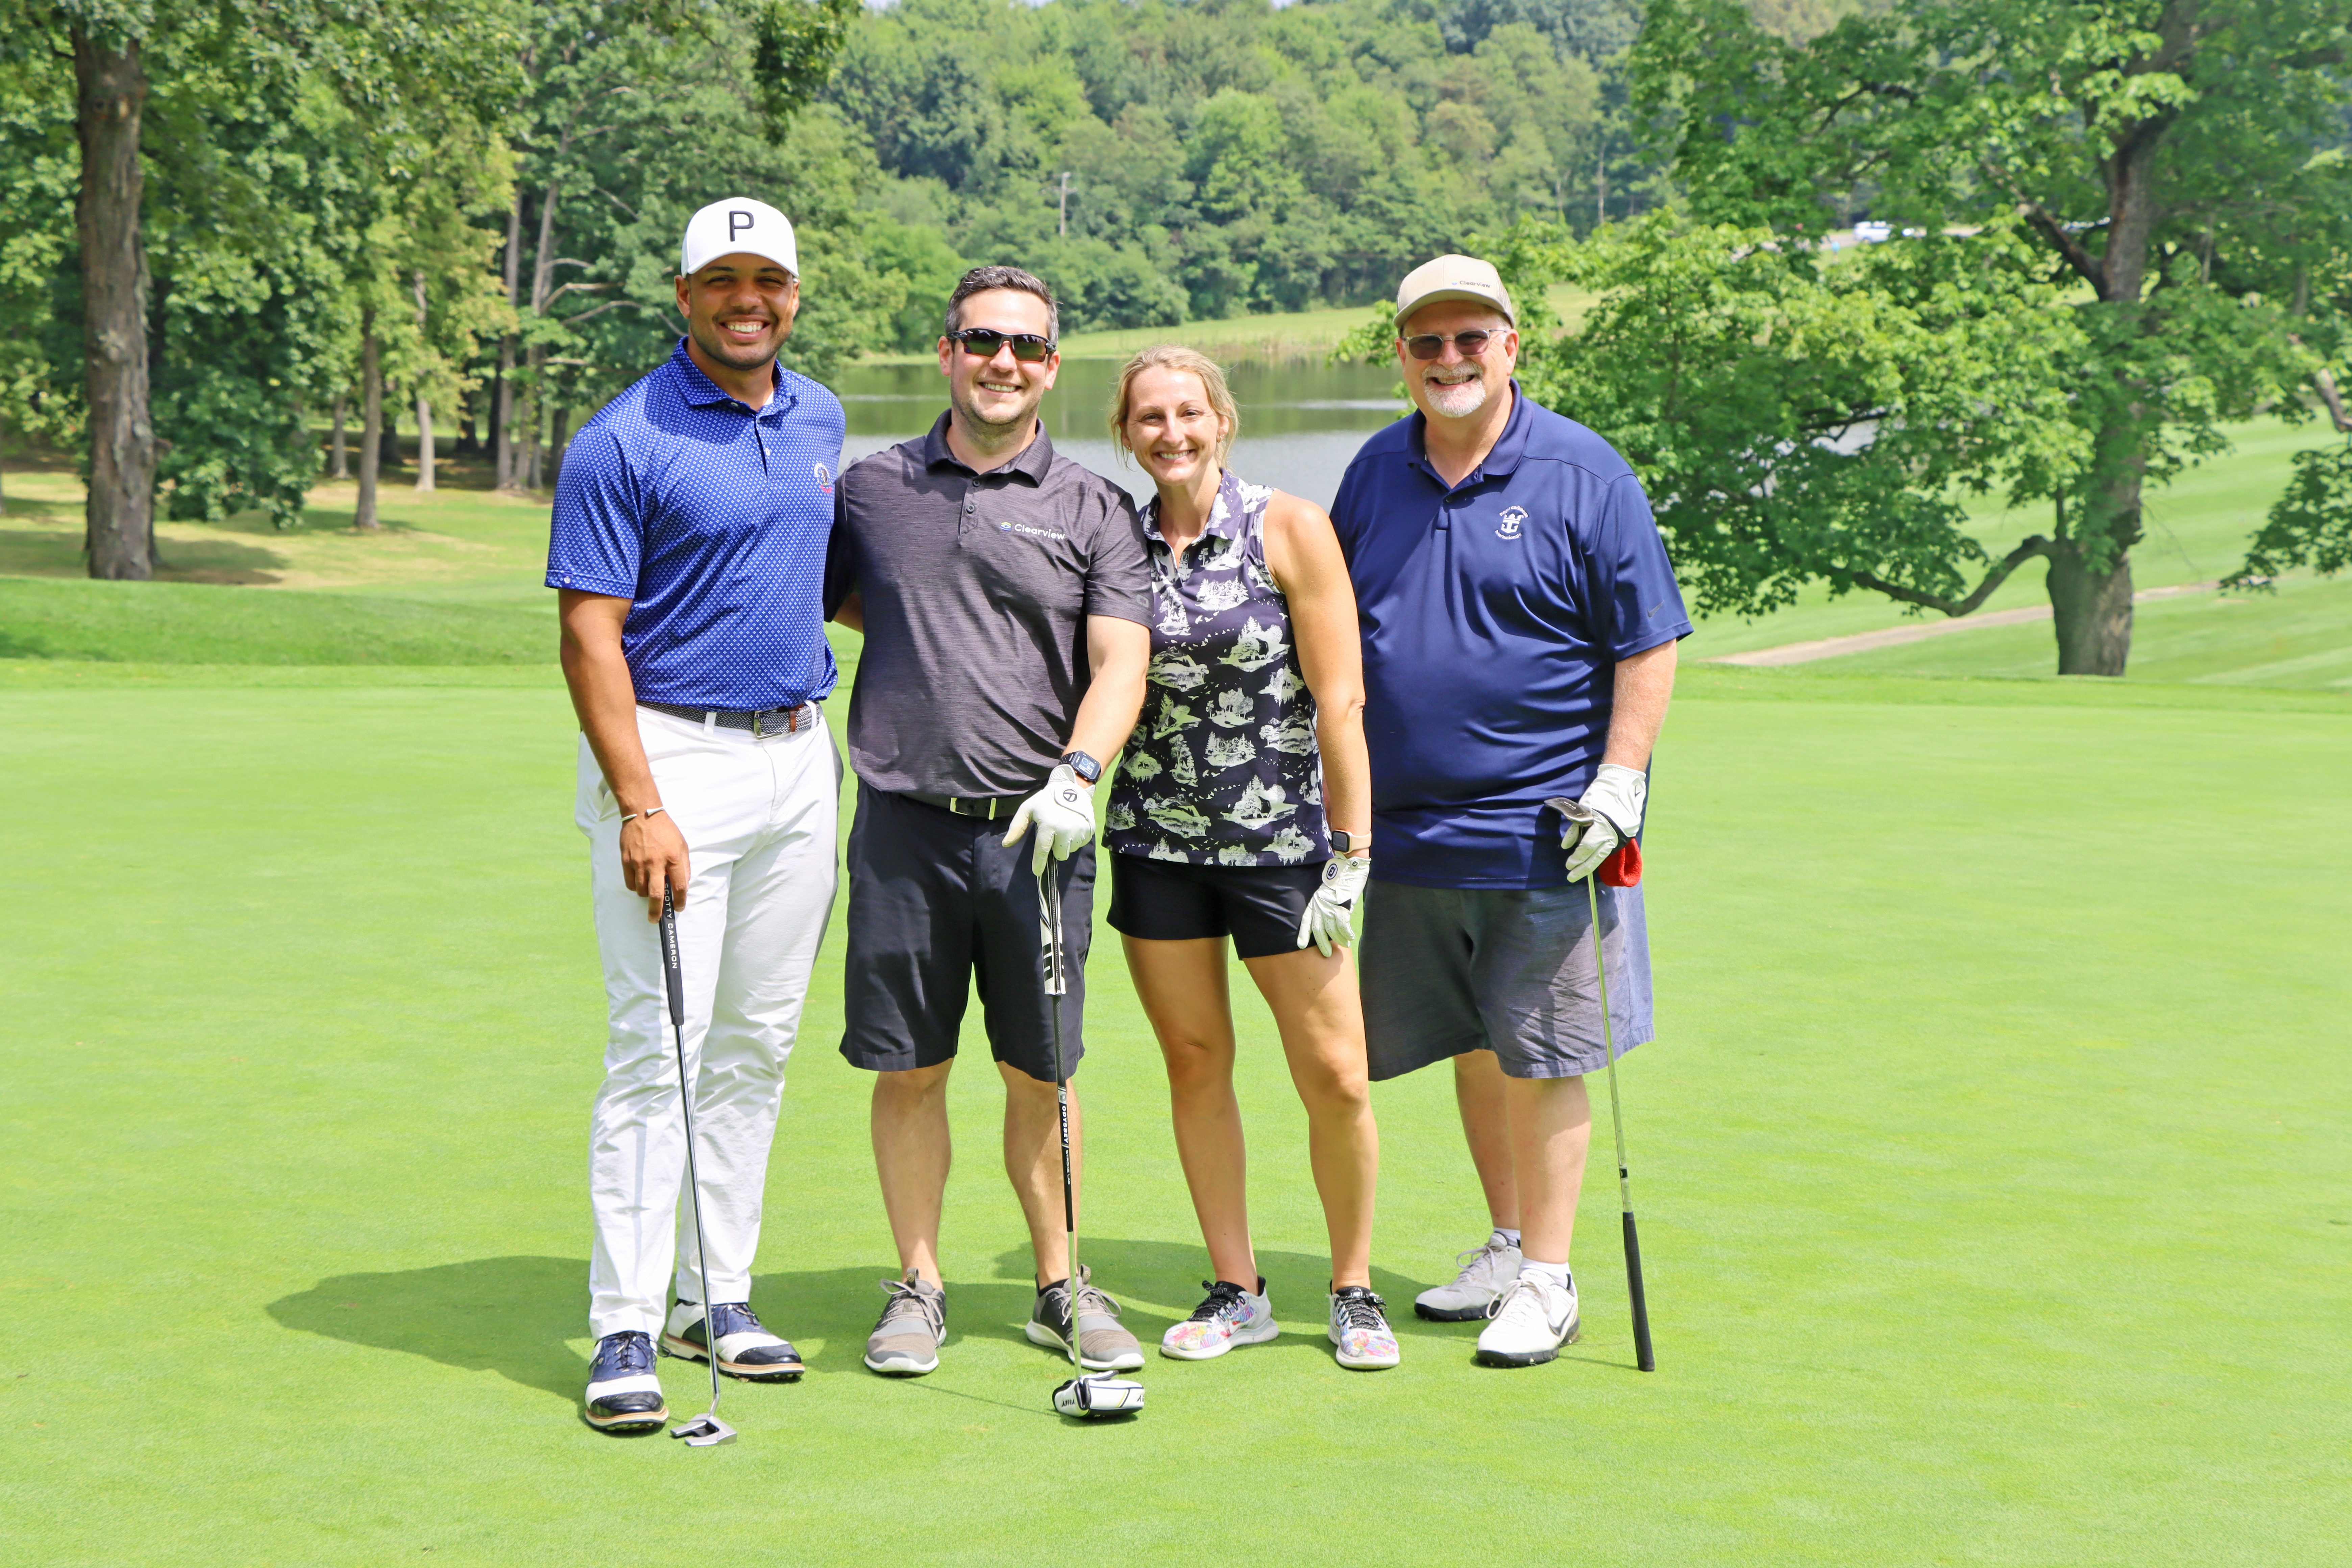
[330,393,348,479]
[549,401,573,488]
[521,341,547,490]
[73,24,155,581]
[411,271,435,492]
[2046,543,2133,677]
[456,385,480,456]
[355,311,382,530]
[0,414,9,517]
[494,190,522,489]
[378,397,400,469]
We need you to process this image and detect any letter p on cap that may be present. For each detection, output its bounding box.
[681,197,799,278]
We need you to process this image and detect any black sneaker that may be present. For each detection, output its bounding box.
[662,1299,805,1381]
[583,1330,667,1433]
[1025,1266,1145,1372]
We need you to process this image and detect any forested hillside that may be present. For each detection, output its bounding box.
[2,0,1888,538]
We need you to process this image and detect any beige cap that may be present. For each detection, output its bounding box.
[1394,254,1516,330]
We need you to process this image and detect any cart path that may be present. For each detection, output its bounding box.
[1708,581,2219,667]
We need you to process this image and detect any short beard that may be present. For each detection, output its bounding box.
[691,320,776,370]
[1423,375,1490,420]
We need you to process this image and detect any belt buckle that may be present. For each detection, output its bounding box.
[751,709,766,738]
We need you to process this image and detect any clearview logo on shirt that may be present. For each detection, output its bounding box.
[814,462,834,494]
[1497,506,1527,540]
[997,520,1069,542]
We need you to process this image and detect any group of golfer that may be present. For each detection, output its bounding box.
[550,197,1689,1432]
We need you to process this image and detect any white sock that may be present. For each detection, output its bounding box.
[1519,1258,1571,1291]
[1492,1227,1522,1249]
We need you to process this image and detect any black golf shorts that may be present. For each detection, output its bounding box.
[1106,852,1319,960]
[839,783,1092,1083]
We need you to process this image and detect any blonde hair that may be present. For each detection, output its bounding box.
[1108,345,1239,467]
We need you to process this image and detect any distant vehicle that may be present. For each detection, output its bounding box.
[1854,220,1892,243]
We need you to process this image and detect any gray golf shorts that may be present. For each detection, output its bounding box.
[1359,879,1655,1082]
[839,782,1092,1083]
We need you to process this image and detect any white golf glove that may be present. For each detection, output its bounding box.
[1295,852,1372,957]
[1560,763,1647,882]
[1004,763,1096,875]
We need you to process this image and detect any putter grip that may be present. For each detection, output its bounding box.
[660,891,685,1027]
[1622,1209,1656,1372]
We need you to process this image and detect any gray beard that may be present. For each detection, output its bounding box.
[1424,377,1490,419]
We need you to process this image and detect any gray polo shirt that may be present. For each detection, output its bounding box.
[828,412,1151,798]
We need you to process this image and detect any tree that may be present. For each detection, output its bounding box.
[1635,0,2352,674]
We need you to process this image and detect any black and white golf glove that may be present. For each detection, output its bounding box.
[1559,763,1646,882]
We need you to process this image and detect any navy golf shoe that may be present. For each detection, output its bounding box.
[583,1330,667,1433]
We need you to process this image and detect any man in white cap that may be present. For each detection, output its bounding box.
[547,197,844,1431]
[1327,254,1689,1369]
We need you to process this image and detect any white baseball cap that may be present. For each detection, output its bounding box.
[1394,254,1516,330]
[679,197,799,278]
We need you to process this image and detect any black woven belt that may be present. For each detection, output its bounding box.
[900,790,1024,822]
[643,701,817,736]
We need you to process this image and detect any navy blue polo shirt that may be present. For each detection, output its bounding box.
[1329,385,1691,889]
[546,340,842,712]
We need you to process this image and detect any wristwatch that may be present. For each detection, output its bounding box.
[1330,829,1370,854]
[1060,750,1103,785]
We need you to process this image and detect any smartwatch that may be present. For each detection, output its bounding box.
[1329,829,1370,854]
[1060,750,1103,785]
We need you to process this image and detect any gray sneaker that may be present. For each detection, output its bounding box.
[1025,1266,1145,1372]
[864,1272,946,1376]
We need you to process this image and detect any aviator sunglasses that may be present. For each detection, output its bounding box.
[1403,328,1504,360]
[948,327,1057,362]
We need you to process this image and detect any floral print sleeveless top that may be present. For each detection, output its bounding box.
[1105,470,1326,866]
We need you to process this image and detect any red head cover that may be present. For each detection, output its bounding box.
[1599,837,1643,888]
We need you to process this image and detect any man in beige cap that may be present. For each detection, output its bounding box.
[1326,253,1690,1369]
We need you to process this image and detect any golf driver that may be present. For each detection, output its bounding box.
[1547,798,1658,1373]
[1036,865,1145,1420]
[658,887,738,1446]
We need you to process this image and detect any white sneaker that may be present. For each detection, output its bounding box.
[1327,1286,1400,1370]
[1160,1278,1278,1360]
[1474,1272,1579,1367]
[1414,1233,1521,1321]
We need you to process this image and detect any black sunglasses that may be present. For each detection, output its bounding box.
[949,327,1056,362]
[1403,329,1503,360]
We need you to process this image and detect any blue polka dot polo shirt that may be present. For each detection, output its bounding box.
[546,339,842,712]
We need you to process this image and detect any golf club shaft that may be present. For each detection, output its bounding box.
[661,888,725,1416]
[1040,865,1079,1372]
[1586,872,1656,1372]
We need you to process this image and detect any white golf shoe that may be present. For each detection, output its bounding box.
[1414,1232,1522,1321]
[662,1299,806,1381]
[1327,1286,1401,1370]
[1160,1278,1278,1360]
[1474,1271,1579,1367]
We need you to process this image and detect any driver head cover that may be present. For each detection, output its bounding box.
[1054,1374,1145,1418]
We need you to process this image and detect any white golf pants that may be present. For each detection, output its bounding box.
[578,705,839,1340]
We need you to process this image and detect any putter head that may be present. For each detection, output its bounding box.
[1053,1374,1145,1419]
[669,1413,737,1447]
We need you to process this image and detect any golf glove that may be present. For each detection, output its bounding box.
[1004,763,1096,875]
[1560,763,1646,883]
[1296,853,1371,957]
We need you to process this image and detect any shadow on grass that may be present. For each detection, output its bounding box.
[264,1234,1589,1408]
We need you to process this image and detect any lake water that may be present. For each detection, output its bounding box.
[833,357,1405,510]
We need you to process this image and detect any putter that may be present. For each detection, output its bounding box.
[1548,798,1658,1373]
[658,887,738,1446]
[1036,864,1145,1420]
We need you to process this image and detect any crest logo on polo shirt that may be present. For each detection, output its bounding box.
[813,462,833,494]
[1497,507,1527,540]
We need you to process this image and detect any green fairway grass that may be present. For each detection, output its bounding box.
[0,577,555,664]
[4,669,2346,1564]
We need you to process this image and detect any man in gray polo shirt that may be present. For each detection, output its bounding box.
[827,265,1152,1379]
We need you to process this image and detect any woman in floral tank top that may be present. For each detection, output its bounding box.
[1101,346,1398,1371]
